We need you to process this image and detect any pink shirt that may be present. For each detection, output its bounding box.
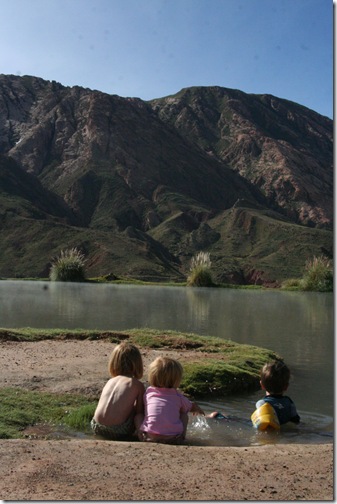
[141,386,193,436]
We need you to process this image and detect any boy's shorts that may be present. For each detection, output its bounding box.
[91,415,135,440]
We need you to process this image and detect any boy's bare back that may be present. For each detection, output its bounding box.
[94,375,144,426]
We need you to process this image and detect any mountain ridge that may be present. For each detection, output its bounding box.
[0,74,333,284]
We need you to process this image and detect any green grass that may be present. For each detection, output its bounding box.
[0,388,96,439]
[181,344,276,396]
[281,278,302,290]
[0,327,276,355]
[64,403,96,430]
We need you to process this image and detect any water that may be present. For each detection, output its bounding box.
[0,281,333,446]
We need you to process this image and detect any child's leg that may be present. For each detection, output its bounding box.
[134,412,144,435]
[180,412,188,438]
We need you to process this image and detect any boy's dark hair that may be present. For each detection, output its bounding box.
[260,360,290,394]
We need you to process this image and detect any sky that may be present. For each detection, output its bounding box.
[0,0,333,118]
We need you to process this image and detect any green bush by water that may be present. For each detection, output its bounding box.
[49,247,86,282]
[300,255,333,292]
[281,255,333,292]
[187,251,214,287]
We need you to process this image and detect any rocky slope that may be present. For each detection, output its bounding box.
[150,86,333,228]
[0,74,333,283]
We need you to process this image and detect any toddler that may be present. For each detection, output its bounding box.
[139,356,205,444]
[91,341,145,440]
[255,359,300,425]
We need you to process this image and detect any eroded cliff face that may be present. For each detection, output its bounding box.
[0,75,333,283]
[0,76,268,227]
[150,86,333,228]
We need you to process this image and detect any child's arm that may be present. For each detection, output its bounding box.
[190,402,205,415]
[135,381,145,415]
[290,401,300,423]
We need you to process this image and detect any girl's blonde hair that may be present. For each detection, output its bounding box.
[148,356,183,388]
[108,342,143,379]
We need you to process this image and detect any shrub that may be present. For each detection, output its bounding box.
[300,255,333,292]
[49,247,86,282]
[281,278,301,290]
[187,251,213,287]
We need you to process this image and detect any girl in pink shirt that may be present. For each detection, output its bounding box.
[139,356,204,444]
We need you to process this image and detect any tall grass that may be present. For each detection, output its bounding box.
[49,247,86,282]
[301,255,333,292]
[187,251,213,287]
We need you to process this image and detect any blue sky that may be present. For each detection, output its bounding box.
[0,0,333,118]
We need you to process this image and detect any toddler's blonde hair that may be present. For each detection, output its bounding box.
[108,342,143,379]
[148,356,183,388]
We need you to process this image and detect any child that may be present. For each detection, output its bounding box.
[254,359,300,425]
[91,341,145,440]
[139,356,205,444]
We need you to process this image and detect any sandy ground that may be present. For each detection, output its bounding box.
[0,339,334,501]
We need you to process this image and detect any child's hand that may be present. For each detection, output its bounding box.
[206,411,223,419]
[191,403,205,415]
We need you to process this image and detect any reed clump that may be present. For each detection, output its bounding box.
[49,247,86,282]
[300,255,333,292]
[187,251,214,287]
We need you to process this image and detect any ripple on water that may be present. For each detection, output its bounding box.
[186,412,333,447]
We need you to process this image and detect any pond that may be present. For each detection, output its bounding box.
[0,281,333,446]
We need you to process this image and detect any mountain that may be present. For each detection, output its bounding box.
[0,74,333,284]
[150,86,333,228]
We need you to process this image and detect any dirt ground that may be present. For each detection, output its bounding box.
[0,339,334,501]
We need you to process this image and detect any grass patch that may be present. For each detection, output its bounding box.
[0,388,96,439]
[64,403,96,430]
[0,326,277,358]
[0,327,278,358]
[281,278,302,290]
[181,344,276,397]
[0,327,129,343]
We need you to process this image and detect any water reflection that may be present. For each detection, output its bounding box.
[186,288,211,331]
